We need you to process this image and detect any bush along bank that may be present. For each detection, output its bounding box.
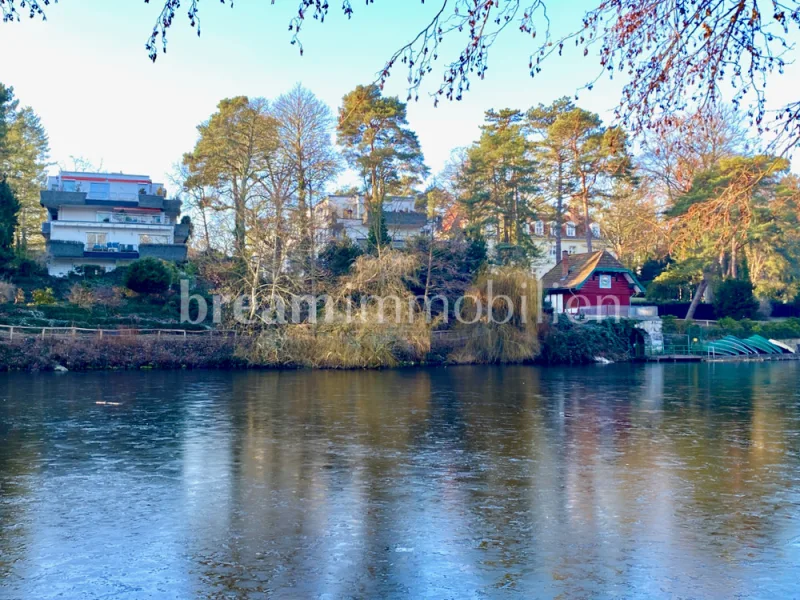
[0,336,248,372]
[537,319,643,366]
[0,318,644,373]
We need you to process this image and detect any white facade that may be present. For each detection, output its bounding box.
[42,172,184,277]
[316,195,430,248]
[529,220,609,279]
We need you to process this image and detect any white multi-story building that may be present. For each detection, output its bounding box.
[40,172,189,276]
[528,218,609,279]
[316,195,431,248]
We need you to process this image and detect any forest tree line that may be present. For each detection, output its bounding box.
[174,83,800,317]
[2,77,800,320]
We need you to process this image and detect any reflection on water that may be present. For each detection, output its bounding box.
[1,363,799,598]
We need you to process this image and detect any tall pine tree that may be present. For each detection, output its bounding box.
[337,84,427,254]
[0,177,20,265]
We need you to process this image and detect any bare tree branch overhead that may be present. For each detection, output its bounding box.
[0,0,51,22]
[4,0,800,145]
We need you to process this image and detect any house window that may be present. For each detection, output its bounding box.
[566,223,576,237]
[549,222,557,236]
[86,232,108,249]
[139,234,170,245]
[590,223,601,238]
[599,274,612,289]
[62,180,77,192]
[550,246,557,256]
[96,212,112,223]
[569,245,577,254]
[534,220,544,235]
[89,182,110,199]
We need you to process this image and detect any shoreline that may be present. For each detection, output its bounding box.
[3,320,797,373]
[4,335,798,374]
[0,331,602,372]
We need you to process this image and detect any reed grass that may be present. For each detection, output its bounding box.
[448,267,541,364]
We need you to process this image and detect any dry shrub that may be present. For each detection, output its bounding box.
[68,283,94,308]
[339,250,420,298]
[0,280,17,303]
[449,267,541,364]
[244,252,434,369]
[245,319,431,369]
[68,284,123,309]
[94,286,123,308]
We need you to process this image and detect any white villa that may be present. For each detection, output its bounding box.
[316,195,431,248]
[528,218,609,279]
[40,171,189,277]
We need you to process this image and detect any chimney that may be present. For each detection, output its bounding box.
[561,250,570,278]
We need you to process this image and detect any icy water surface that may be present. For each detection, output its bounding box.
[1,363,800,599]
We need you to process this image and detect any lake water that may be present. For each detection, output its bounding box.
[1,363,799,599]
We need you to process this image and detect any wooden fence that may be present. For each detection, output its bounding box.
[0,324,243,342]
[0,324,476,345]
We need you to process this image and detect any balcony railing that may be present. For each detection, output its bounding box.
[85,243,139,253]
[104,214,166,224]
[574,305,659,320]
[50,187,166,201]
[87,191,141,201]
[50,219,171,229]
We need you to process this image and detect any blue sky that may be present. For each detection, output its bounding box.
[1,0,796,189]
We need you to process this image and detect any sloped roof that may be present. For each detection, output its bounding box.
[541,250,643,292]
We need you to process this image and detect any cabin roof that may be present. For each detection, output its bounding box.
[541,250,644,293]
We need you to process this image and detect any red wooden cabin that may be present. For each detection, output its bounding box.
[541,251,645,316]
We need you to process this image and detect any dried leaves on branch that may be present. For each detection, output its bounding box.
[156,0,800,147]
[0,0,50,22]
[8,0,800,145]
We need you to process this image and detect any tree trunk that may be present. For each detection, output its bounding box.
[370,167,384,257]
[202,209,211,252]
[685,277,708,322]
[584,196,592,252]
[308,187,318,336]
[730,240,738,279]
[513,186,520,244]
[423,237,433,303]
[582,182,592,254]
[297,165,312,284]
[554,160,564,259]
[232,179,246,255]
